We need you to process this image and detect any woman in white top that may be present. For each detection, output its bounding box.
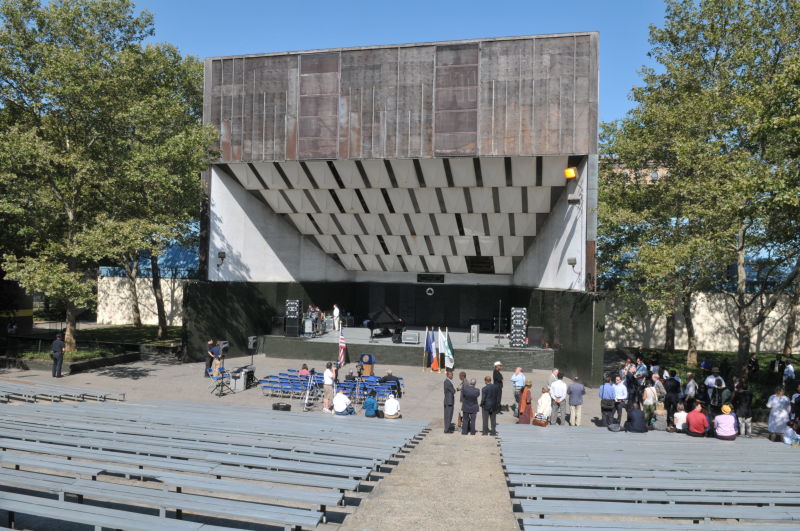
[673,402,688,432]
[767,386,792,441]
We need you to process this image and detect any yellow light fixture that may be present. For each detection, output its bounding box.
[564,167,578,180]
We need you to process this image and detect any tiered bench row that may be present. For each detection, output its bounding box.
[0,401,428,530]
[499,425,800,530]
[0,377,125,402]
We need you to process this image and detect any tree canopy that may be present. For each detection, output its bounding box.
[0,0,216,349]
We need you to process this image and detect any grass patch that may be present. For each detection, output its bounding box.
[16,349,111,362]
[28,325,181,344]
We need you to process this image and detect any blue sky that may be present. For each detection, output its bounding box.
[134,0,665,124]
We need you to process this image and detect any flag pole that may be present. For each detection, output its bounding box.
[421,326,427,372]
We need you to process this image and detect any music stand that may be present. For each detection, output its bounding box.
[209,368,234,397]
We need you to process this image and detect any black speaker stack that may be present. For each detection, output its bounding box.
[284,299,301,337]
[510,307,528,348]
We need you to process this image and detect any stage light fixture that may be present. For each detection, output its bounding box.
[564,167,578,180]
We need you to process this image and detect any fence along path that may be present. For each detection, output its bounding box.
[0,401,428,530]
[499,425,800,529]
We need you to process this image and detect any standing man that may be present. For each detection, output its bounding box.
[332,304,341,331]
[549,373,568,425]
[548,368,559,385]
[209,341,223,376]
[480,375,500,435]
[599,376,617,427]
[461,378,480,435]
[322,361,335,413]
[510,367,526,411]
[492,361,504,411]
[613,374,628,425]
[50,333,65,378]
[443,370,456,433]
[566,376,586,427]
[663,370,681,428]
[204,339,215,377]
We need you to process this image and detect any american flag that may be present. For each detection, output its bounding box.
[338,330,347,367]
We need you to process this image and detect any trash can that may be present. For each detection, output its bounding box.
[360,353,376,376]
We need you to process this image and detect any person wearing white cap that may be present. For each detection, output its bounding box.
[384,393,401,419]
[492,361,504,413]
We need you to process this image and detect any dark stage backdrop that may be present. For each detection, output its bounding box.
[182,281,605,384]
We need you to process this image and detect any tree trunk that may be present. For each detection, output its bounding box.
[124,254,142,328]
[64,303,78,353]
[664,312,676,352]
[735,223,751,368]
[682,294,697,367]
[150,251,168,340]
[783,281,800,356]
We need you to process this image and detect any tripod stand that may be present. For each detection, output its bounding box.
[302,371,317,412]
[209,368,234,397]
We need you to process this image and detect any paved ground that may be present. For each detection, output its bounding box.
[0,351,585,530]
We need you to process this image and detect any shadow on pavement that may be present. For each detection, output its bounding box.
[95,365,155,380]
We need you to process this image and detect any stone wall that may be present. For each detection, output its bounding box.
[97,277,186,326]
[605,292,800,353]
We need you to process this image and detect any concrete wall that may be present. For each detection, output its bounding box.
[97,277,186,326]
[605,292,800,353]
[204,34,599,162]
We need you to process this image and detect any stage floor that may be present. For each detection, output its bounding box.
[280,326,546,353]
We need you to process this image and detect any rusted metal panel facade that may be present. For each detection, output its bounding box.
[204,33,598,162]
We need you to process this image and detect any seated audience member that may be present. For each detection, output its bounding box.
[332,389,355,415]
[686,402,709,437]
[379,369,402,398]
[673,402,688,432]
[713,404,738,441]
[535,386,552,419]
[783,419,800,446]
[298,363,311,377]
[364,390,378,418]
[384,393,402,419]
[624,403,647,433]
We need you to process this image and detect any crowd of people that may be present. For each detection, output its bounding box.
[595,349,800,444]
[512,367,586,427]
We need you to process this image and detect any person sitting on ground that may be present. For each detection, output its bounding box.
[535,386,552,421]
[364,390,378,418]
[624,403,647,433]
[332,389,355,415]
[783,419,800,446]
[673,402,688,433]
[298,363,311,377]
[686,401,709,437]
[379,369,402,398]
[517,380,533,425]
[713,404,738,441]
[767,385,792,442]
[384,393,402,419]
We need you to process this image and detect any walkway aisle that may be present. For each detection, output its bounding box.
[341,419,519,531]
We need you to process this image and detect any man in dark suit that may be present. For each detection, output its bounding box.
[480,375,500,435]
[461,378,480,435]
[443,370,456,433]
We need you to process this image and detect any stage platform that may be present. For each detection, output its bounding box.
[253,326,554,372]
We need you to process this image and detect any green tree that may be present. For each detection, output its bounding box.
[600,0,800,367]
[0,0,214,348]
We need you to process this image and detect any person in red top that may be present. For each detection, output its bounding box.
[686,402,709,437]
